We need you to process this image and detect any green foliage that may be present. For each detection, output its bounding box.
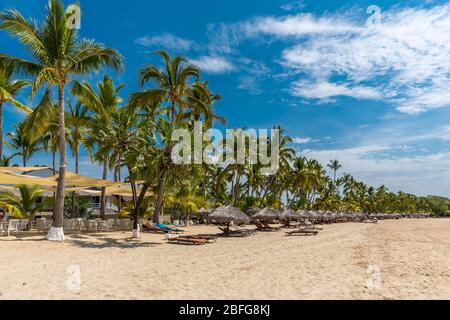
[64,196,91,218]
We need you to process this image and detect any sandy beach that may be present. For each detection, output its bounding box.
[0,219,449,300]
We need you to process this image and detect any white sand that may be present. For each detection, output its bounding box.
[0,219,449,300]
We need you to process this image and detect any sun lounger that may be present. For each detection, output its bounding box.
[181,235,218,242]
[285,229,319,236]
[218,227,256,237]
[167,236,210,245]
[156,223,184,233]
[142,223,167,234]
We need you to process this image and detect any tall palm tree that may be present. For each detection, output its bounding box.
[73,76,124,220]
[0,64,30,159]
[131,50,202,224]
[66,99,89,217]
[0,0,122,240]
[259,126,295,206]
[328,159,342,182]
[0,64,30,160]
[6,122,44,166]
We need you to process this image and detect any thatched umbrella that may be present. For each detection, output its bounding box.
[198,207,212,224]
[208,205,250,235]
[247,207,262,216]
[251,207,281,223]
[281,209,302,222]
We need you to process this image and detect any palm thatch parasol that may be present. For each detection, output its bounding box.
[247,207,262,216]
[281,209,302,222]
[251,207,281,223]
[208,205,250,235]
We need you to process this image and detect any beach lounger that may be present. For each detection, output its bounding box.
[218,227,256,237]
[167,236,210,245]
[156,223,184,233]
[285,229,319,236]
[142,223,167,234]
[142,223,184,234]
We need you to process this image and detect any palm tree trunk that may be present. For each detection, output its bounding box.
[0,103,3,161]
[132,181,151,238]
[71,146,79,218]
[100,157,108,220]
[52,148,56,175]
[153,168,168,224]
[46,86,66,241]
[22,155,26,167]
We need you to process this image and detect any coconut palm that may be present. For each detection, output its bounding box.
[0,184,44,226]
[73,76,124,220]
[0,64,30,160]
[328,159,342,182]
[6,122,44,167]
[66,99,89,217]
[130,50,203,224]
[0,0,122,240]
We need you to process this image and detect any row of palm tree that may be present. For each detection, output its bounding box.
[0,1,443,241]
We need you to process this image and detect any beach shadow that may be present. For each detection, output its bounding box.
[66,236,161,249]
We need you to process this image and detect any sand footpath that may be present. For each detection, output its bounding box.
[0,219,449,300]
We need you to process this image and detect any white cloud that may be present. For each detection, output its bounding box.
[292,81,382,100]
[293,136,313,144]
[136,33,196,51]
[281,1,306,12]
[207,4,450,114]
[188,56,235,74]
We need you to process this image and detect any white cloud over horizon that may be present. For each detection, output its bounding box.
[303,145,450,197]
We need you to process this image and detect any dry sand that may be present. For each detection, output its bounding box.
[0,219,449,300]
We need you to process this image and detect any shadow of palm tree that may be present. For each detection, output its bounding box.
[66,237,161,249]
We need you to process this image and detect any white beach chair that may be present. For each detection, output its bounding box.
[7,220,19,236]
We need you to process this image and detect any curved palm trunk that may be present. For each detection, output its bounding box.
[0,103,3,161]
[153,168,168,224]
[132,181,151,238]
[46,86,66,241]
[100,157,108,220]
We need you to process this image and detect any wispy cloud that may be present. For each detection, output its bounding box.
[188,56,235,74]
[292,136,313,144]
[280,1,306,12]
[136,33,197,52]
[292,81,382,101]
[206,4,450,114]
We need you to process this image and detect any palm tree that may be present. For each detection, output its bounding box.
[66,100,89,217]
[131,50,202,224]
[0,184,44,228]
[0,0,122,240]
[6,122,44,166]
[0,154,14,166]
[0,64,30,160]
[259,126,295,206]
[328,159,342,182]
[73,76,124,220]
[22,89,59,173]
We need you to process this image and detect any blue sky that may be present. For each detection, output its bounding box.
[1,0,450,196]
